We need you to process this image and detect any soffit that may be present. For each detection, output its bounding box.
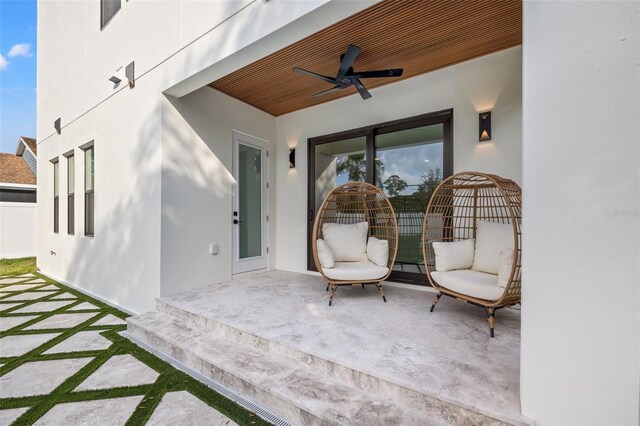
[208,0,522,116]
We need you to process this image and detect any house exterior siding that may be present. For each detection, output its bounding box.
[22,149,37,175]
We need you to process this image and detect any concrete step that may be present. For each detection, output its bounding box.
[127,311,446,426]
[155,297,523,426]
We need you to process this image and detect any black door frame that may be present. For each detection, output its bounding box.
[307,108,454,285]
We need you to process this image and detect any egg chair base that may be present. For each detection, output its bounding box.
[430,290,518,338]
[327,281,387,306]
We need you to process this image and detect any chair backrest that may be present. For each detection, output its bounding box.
[422,172,522,305]
[312,182,398,274]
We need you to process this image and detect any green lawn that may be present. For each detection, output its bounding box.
[0,257,37,276]
[0,264,270,425]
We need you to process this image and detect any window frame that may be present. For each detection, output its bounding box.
[100,0,121,30]
[306,109,453,285]
[83,145,95,237]
[52,158,60,234]
[66,152,75,235]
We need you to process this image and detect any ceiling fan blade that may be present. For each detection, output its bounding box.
[353,79,372,100]
[312,86,342,98]
[293,67,337,85]
[336,44,361,81]
[352,68,404,79]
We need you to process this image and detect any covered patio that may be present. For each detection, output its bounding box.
[127,271,525,425]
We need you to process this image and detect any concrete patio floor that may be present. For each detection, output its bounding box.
[129,270,524,425]
[0,273,250,426]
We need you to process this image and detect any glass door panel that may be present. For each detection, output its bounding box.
[375,124,444,275]
[238,143,262,259]
[307,110,453,284]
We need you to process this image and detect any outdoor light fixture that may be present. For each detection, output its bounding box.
[125,61,135,88]
[479,111,492,142]
[108,73,122,85]
[289,148,296,169]
[54,117,61,134]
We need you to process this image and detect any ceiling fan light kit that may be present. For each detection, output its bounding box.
[293,44,403,100]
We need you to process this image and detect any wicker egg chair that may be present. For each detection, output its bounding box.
[312,182,398,306]
[422,171,521,337]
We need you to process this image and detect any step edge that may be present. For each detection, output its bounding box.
[122,330,294,426]
[153,300,530,426]
[127,314,394,426]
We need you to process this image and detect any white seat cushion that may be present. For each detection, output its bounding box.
[431,269,503,301]
[472,221,514,275]
[316,239,335,269]
[322,222,368,262]
[367,237,389,267]
[323,261,389,281]
[432,239,475,271]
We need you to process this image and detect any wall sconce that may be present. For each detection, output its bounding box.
[54,117,61,134]
[289,148,296,169]
[109,67,122,85]
[125,61,135,88]
[479,111,491,142]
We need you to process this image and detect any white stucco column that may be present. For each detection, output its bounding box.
[521,1,640,424]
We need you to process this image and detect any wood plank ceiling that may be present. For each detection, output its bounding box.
[209,0,522,116]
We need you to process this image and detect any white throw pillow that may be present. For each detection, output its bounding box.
[367,237,389,267]
[497,249,514,288]
[432,239,475,272]
[316,239,335,269]
[472,220,514,275]
[322,222,368,262]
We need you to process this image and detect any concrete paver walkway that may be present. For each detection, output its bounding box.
[0,273,246,426]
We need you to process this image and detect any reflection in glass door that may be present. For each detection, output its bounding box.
[313,136,367,213]
[239,143,262,259]
[307,110,452,285]
[376,124,444,275]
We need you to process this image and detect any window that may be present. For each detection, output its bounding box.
[307,109,453,285]
[53,159,59,233]
[84,146,94,236]
[67,154,75,234]
[101,0,121,29]
[0,189,36,203]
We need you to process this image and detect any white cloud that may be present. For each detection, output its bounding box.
[8,43,32,58]
[0,54,8,71]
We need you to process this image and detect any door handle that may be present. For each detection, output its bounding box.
[233,219,243,224]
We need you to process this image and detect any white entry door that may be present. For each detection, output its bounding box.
[232,131,269,274]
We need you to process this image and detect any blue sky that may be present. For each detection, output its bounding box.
[0,0,37,154]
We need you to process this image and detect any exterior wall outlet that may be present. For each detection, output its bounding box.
[209,243,218,255]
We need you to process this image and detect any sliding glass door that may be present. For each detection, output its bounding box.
[307,109,453,285]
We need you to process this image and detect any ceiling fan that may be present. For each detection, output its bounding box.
[293,44,403,100]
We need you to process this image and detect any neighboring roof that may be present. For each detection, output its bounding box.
[0,153,37,185]
[21,137,37,155]
[16,136,37,157]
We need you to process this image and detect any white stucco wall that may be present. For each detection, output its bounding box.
[521,2,640,425]
[274,46,522,273]
[0,202,37,259]
[160,88,276,296]
[36,0,374,312]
